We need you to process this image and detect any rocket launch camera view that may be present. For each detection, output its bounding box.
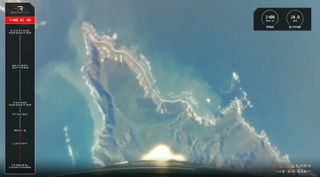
[0,0,319,177]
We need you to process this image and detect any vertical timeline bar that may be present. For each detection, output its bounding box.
[5,3,35,174]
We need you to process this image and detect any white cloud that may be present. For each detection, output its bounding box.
[63,125,75,167]
[232,72,240,82]
[35,20,47,29]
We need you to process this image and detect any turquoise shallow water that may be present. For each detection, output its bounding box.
[36,72,93,170]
